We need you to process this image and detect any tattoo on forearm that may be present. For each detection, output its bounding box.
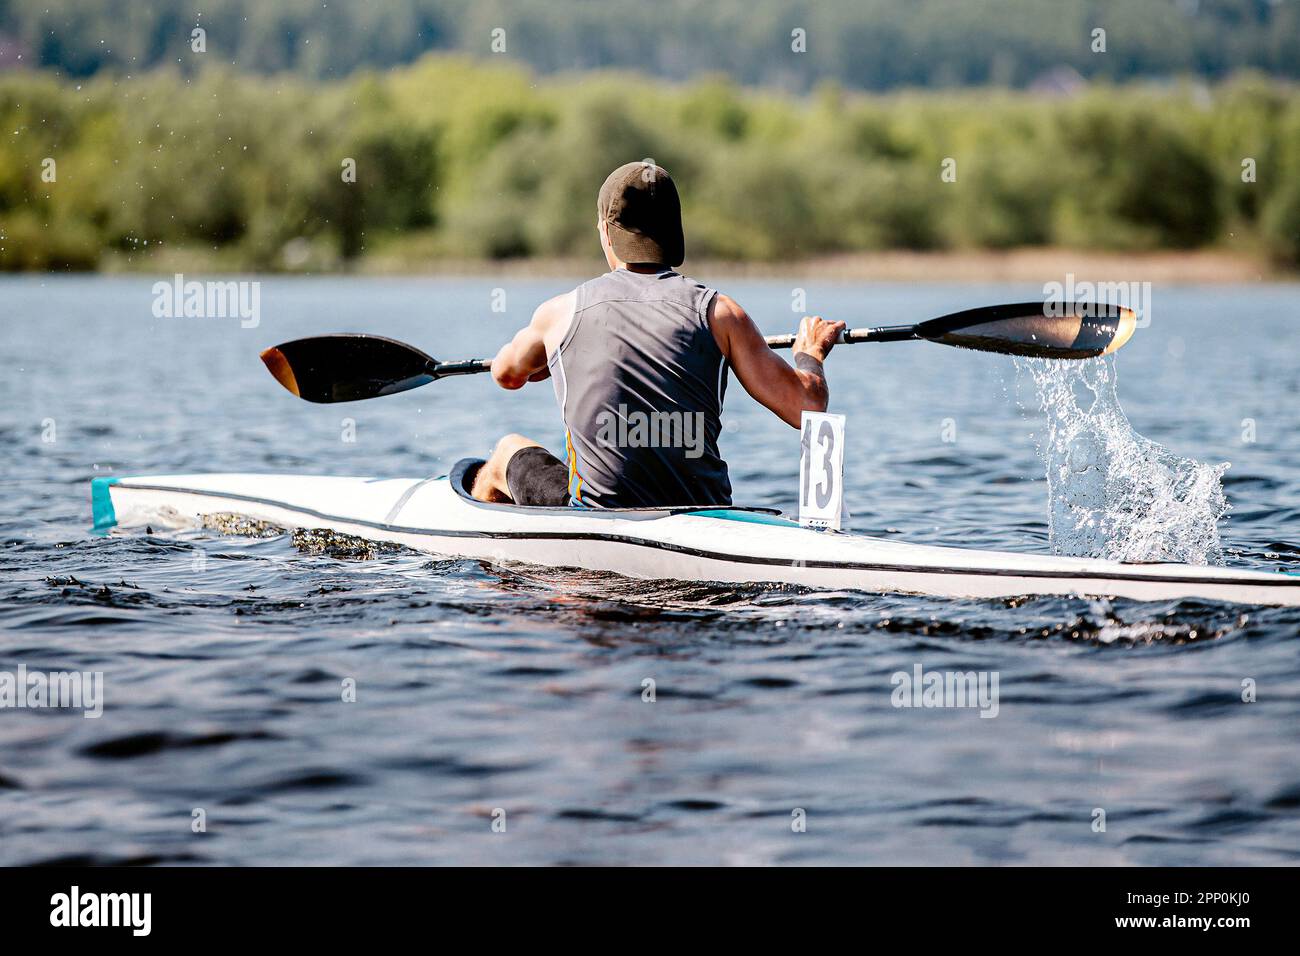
[794,352,824,377]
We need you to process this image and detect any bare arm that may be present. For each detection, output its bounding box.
[709,294,845,428]
[490,292,575,389]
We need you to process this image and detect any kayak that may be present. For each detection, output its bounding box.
[90,459,1300,607]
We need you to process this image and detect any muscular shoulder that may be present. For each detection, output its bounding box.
[708,293,747,327]
[533,290,578,354]
[533,290,575,327]
[706,293,752,356]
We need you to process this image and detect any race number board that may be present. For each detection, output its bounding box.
[799,411,846,530]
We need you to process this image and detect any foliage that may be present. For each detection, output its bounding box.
[1,57,1298,270]
[1,0,1296,90]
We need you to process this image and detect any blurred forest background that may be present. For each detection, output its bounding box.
[1,0,1298,272]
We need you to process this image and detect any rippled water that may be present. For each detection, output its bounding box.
[2,276,1299,865]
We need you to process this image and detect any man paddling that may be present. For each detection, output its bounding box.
[471,161,845,507]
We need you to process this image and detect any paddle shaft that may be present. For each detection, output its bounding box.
[431,358,494,377]
[430,325,921,376]
[764,324,920,348]
[262,302,1135,402]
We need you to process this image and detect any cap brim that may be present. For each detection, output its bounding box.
[608,221,684,267]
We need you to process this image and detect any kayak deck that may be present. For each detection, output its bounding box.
[89,459,1300,607]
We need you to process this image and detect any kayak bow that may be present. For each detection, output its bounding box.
[90,461,1300,607]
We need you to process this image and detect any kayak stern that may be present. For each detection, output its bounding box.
[90,476,120,532]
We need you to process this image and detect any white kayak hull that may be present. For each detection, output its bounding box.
[90,460,1300,607]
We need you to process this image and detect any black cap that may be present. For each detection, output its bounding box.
[597,162,684,267]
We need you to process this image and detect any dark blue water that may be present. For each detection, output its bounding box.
[2,275,1298,865]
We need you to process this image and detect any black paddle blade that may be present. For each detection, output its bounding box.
[260,334,438,403]
[917,302,1138,359]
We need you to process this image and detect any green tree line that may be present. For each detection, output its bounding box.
[0,0,1297,89]
[2,56,1299,271]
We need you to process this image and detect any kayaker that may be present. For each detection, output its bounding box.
[471,160,846,508]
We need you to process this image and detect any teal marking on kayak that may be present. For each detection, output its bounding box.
[90,477,120,532]
[688,509,798,527]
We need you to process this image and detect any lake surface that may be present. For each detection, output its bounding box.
[2,275,1298,865]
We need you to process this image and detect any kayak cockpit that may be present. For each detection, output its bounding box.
[447,458,788,520]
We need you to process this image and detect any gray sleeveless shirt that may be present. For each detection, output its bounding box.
[548,269,732,507]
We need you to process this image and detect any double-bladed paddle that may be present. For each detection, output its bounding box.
[260,300,1137,404]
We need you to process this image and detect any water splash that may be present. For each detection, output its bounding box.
[1018,356,1228,565]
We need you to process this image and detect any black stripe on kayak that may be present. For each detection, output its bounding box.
[112,483,1298,589]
